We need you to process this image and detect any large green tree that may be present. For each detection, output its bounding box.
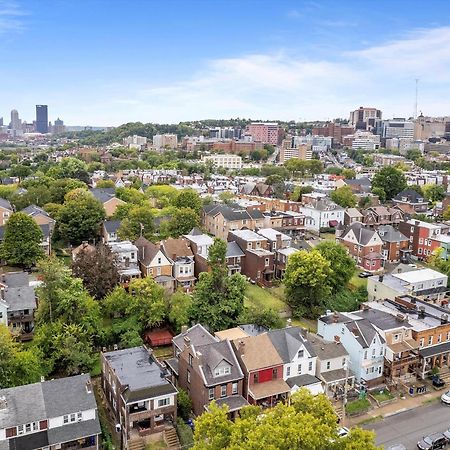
[193,389,379,450]
[331,186,357,208]
[174,189,202,212]
[57,189,106,244]
[423,184,445,202]
[316,241,356,294]
[284,249,332,318]
[118,205,155,241]
[168,207,200,237]
[371,166,407,200]
[191,238,245,331]
[0,212,44,266]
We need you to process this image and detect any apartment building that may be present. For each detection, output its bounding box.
[246,122,279,145]
[349,106,382,131]
[201,154,242,169]
[152,134,178,150]
[279,144,312,163]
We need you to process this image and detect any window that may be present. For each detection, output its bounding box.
[131,252,135,259]
[272,368,278,379]
[63,415,69,424]
[157,257,162,264]
[308,361,313,371]
[220,385,227,397]
[394,334,399,342]
[18,425,24,435]
[380,347,383,356]
[364,351,368,360]
[420,338,424,348]
[214,366,231,377]
[187,371,191,384]
[428,336,433,345]
[265,258,270,267]
[372,348,376,356]
[438,334,442,343]
[25,424,31,433]
[297,364,302,374]
[158,397,170,407]
[208,388,214,400]
[77,412,82,421]
[447,332,450,342]
[286,366,291,377]
[326,361,331,370]
[232,382,238,394]
[342,358,346,366]
[188,354,193,367]
[253,373,259,383]
[70,413,76,422]
[297,350,304,358]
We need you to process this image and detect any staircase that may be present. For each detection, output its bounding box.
[334,402,344,421]
[164,427,181,449]
[127,439,144,450]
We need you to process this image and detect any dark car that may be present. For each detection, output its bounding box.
[358,271,372,278]
[433,375,445,388]
[417,433,447,449]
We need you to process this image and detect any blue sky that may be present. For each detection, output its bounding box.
[2,0,450,125]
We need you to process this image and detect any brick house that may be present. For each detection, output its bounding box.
[377,225,410,263]
[21,204,56,230]
[232,334,291,407]
[0,374,100,450]
[344,208,363,226]
[393,188,429,214]
[362,206,404,228]
[101,347,177,445]
[90,188,126,217]
[228,229,275,286]
[336,222,383,271]
[0,198,12,226]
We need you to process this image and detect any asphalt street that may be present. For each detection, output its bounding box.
[363,401,450,449]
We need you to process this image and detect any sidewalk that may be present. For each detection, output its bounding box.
[348,388,444,426]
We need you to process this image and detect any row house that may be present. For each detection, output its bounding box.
[275,247,299,279]
[0,374,101,450]
[336,222,383,272]
[344,208,364,226]
[318,312,386,387]
[393,188,429,214]
[237,195,303,213]
[299,199,344,232]
[0,272,37,341]
[398,219,450,259]
[228,229,275,287]
[101,220,121,244]
[280,211,306,237]
[367,267,448,302]
[256,228,291,252]
[0,198,12,226]
[90,188,126,217]
[101,347,177,446]
[202,204,265,240]
[362,206,404,228]
[22,204,56,230]
[239,182,273,197]
[377,225,410,263]
[109,240,141,284]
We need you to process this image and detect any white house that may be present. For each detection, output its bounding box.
[318,311,386,385]
[299,199,345,232]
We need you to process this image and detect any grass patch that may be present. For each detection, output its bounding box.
[357,415,383,426]
[153,345,172,360]
[422,396,441,405]
[145,439,167,449]
[176,419,194,449]
[245,284,287,312]
[371,389,394,403]
[291,317,318,332]
[319,232,336,242]
[345,398,371,415]
[349,272,369,289]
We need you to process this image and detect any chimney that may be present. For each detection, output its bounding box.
[286,318,292,328]
[442,314,448,325]
[40,376,45,383]
[276,234,282,250]
[0,396,7,410]
[334,335,341,344]
[172,253,177,262]
[418,306,426,319]
[379,275,384,282]
[181,325,188,334]
[184,336,191,348]
[86,380,92,394]
[361,304,369,311]
[238,340,245,354]
[396,313,405,322]
[332,312,339,323]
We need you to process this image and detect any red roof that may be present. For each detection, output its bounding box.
[144,328,174,347]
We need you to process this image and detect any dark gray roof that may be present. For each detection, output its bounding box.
[321,368,355,383]
[344,319,384,348]
[0,198,12,210]
[103,219,121,233]
[89,187,117,203]
[286,374,322,388]
[394,188,427,204]
[47,419,100,445]
[267,327,316,363]
[419,341,450,358]
[1,272,28,287]
[103,346,176,402]
[307,333,349,360]
[173,324,217,351]
[39,223,51,239]
[354,308,412,331]
[196,340,243,387]
[214,395,249,412]
[319,312,352,325]
[226,241,245,258]
[247,209,264,219]
[21,204,50,218]
[7,430,49,450]
[0,374,96,430]
[165,358,179,376]
[378,225,409,243]
[239,324,268,336]
[342,222,378,246]
[188,227,203,236]
[345,177,371,186]
[4,285,36,312]
[203,204,262,222]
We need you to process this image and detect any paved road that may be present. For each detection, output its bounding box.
[363,402,450,449]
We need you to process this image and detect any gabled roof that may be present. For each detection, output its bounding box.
[394,188,427,204]
[21,204,50,218]
[0,198,12,210]
[90,188,121,204]
[377,225,409,243]
[233,334,283,371]
[307,333,349,360]
[226,241,245,258]
[267,327,316,363]
[345,207,363,218]
[103,219,121,234]
[134,236,162,266]
[344,318,384,348]
[257,228,291,242]
[161,238,193,260]
[173,323,218,351]
[341,222,379,246]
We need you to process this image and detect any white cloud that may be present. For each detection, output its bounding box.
[0,1,25,33]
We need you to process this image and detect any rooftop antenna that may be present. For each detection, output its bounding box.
[414,78,419,119]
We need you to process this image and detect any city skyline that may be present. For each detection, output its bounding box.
[2,0,450,125]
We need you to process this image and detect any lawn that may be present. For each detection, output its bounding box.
[345,398,371,415]
[244,284,287,313]
[371,389,394,403]
[291,317,318,333]
[349,272,369,290]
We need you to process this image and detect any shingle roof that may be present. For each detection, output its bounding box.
[89,188,117,203]
[233,334,283,371]
[342,222,378,246]
[173,324,217,351]
[267,327,316,363]
[226,241,245,258]
[214,395,249,412]
[377,225,409,243]
[307,333,349,360]
[0,198,12,210]
[286,374,322,389]
[103,219,121,233]
[161,238,193,260]
[47,419,101,446]
[394,188,427,204]
[21,204,50,218]
[344,318,384,348]
[134,236,161,266]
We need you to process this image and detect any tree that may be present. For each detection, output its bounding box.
[406,148,422,161]
[118,206,155,241]
[193,389,379,450]
[177,388,193,420]
[331,186,357,208]
[291,185,313,202]
[444,206,450,221]
[371,187,386,203]
[48,178,87,204]
[9,164,31,181]
[95,179,115,188]
[168,290,192,333]
[48,157,90,183]
[218,191,235,205]
[191,238,245,331]
[342,168,356,179]
[116,187,146,205]
[57,189,106,244]
[72,243,119,299]
[174,189,202,213]
[168,207,200,237]
[0,324,44,388]
[146,185,179,208]
[239,307,283,329]
[423,184,445,202]
[284,250,332,318]
[325,166,342,175]
[316,241,356,294]
[371,166,407,200]
[0,212,44,266]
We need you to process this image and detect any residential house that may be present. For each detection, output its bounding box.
[367,267,448,302]
[228,229,275,287]
[393,188,429,214]
[336,222,383,272]
[160,238,195,292]
[344,208,363,226]
[344,177,371,194]
[267,327,323,395]
[0,198,12,226]
[21,205,55,230]
[0,272,36,341]
[225,241,245,276]
[256,228,292,252]
[299,199,344,232]
[232,334,291,407]
[398,219,450,259]
[202,204,264,240]
[275,247,299,279]
[280,211,306,237]
[175,337,247,417]
[0,374,100,450]
[109,241,141,283]
[90,188,125,217]
[307,332,354,398]
[431,234,450,260]
[135,237,174,291]
[377,225,410,263]
[101,220,121,244]
[318,311,386,386]
[101,347,177,445]
[171,324,219,358]
[362,206,404,228]
[240,182,273,197]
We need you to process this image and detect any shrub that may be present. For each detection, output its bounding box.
[176,418,194,449]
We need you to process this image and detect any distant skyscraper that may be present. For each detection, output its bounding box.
[36,105,48,133]
[53,117,65,134]
[0,117,3,126]
[10,109,21,130]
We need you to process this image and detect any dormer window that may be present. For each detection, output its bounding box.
[297,349,304,358]
[214,365,231,377]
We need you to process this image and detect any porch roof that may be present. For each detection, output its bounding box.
[47,418,101,446]
[389,339,419,353]
[248,379,290,400]
[420,341,450,358]
[320,369,355,384]
[214,395,249,412]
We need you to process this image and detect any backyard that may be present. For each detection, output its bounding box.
[244,283,287,313]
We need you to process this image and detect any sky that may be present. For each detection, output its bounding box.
[2,0,450,126]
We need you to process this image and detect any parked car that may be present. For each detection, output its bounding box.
[337,427,349,438]
[441,390,450,405]
[444,428,450,441]
[358,271,372,278]
[417,433,447,449]
[433,375,446,388]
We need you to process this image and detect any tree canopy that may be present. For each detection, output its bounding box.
[331,186,357,208]
[371,166,407,200]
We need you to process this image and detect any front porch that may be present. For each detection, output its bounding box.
[247,378,290,408]
[418,343,450,379]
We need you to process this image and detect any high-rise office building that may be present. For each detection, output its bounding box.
[36,105,48,133]
[10,109,21,130]
[349,106,382,131]
[53,117,66,134]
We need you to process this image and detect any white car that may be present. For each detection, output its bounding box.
[337,427,349,438]
[441,390,450,404]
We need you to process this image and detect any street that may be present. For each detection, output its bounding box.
[363,401,450,449]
